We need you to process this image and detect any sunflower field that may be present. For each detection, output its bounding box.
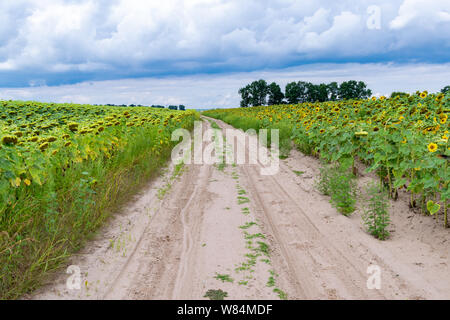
[204,91,449,227]
[0,100,198,298]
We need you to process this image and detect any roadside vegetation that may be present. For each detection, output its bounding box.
[203,90,449,229]
[0,100,198,299]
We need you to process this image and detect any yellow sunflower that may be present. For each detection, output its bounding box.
[427,142,438,153]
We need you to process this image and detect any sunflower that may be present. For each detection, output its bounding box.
[439,114,448,124]
[427,142,438,153]
[320,129,325,134]
[373,127,380,132]
[1,135,18,145]
[39,142,49,151]
[420,91,428,99]
[68,123,79,132]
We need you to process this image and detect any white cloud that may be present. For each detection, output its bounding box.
[0,0,448,82]
[390,0,450,29]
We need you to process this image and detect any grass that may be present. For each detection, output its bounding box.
[209,121,221,130]
[214,273,234,283]
[239,222,257,230]
[0,117,197,299]
[204,289,228,300]
[157,162,185,199]
[238,196,250,205]
[244,232,266,240]
[316,162,357,216]
[273,288,288,300]
[362,182,391,240]
[293,170,305,176]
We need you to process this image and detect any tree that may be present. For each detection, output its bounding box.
[285,82,300,104]
[239,85,252,107]
[285,81,309,104]
[441,86,450,94]
[179,105,186,111]
[168,105,178,110]
[306,83,329,102]
[327,82,339,101]
[338,80,372,100]
[249,79,268,106]
[268,82,284,105]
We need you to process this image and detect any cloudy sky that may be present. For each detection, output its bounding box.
[0,0,449,108]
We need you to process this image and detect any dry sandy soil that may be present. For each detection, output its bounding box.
[28,117,450,300]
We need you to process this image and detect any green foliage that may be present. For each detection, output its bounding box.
[285,81,309,104]
[273,288,288,300]
[214,273,234,283]
[268,82,284,105]
[316,162,333,196]
[0,99,198,299]
[238,196,250,204]
[390,92,409,98]
[239,79,269,107]
[204,91,449,225]
[204,289,228,300]
[239,222,257,229]
[240,79,372,106]
[362,182,391,240]
[329,168,357,216]
[316,163,357,215]
[338,80,372,100]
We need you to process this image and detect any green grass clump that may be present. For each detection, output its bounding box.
[214,273,234,283]
[316,163,357,216]
[204,289,228,300]
[362,182,391,240]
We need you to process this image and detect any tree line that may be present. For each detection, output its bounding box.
[239,79,372,107]
[152,105,186,110]
[95,104,186,110]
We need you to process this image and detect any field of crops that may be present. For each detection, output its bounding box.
[0,100,198,298]
[204,91,449,227]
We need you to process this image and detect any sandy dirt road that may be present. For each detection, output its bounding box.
[29,117,450,300]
